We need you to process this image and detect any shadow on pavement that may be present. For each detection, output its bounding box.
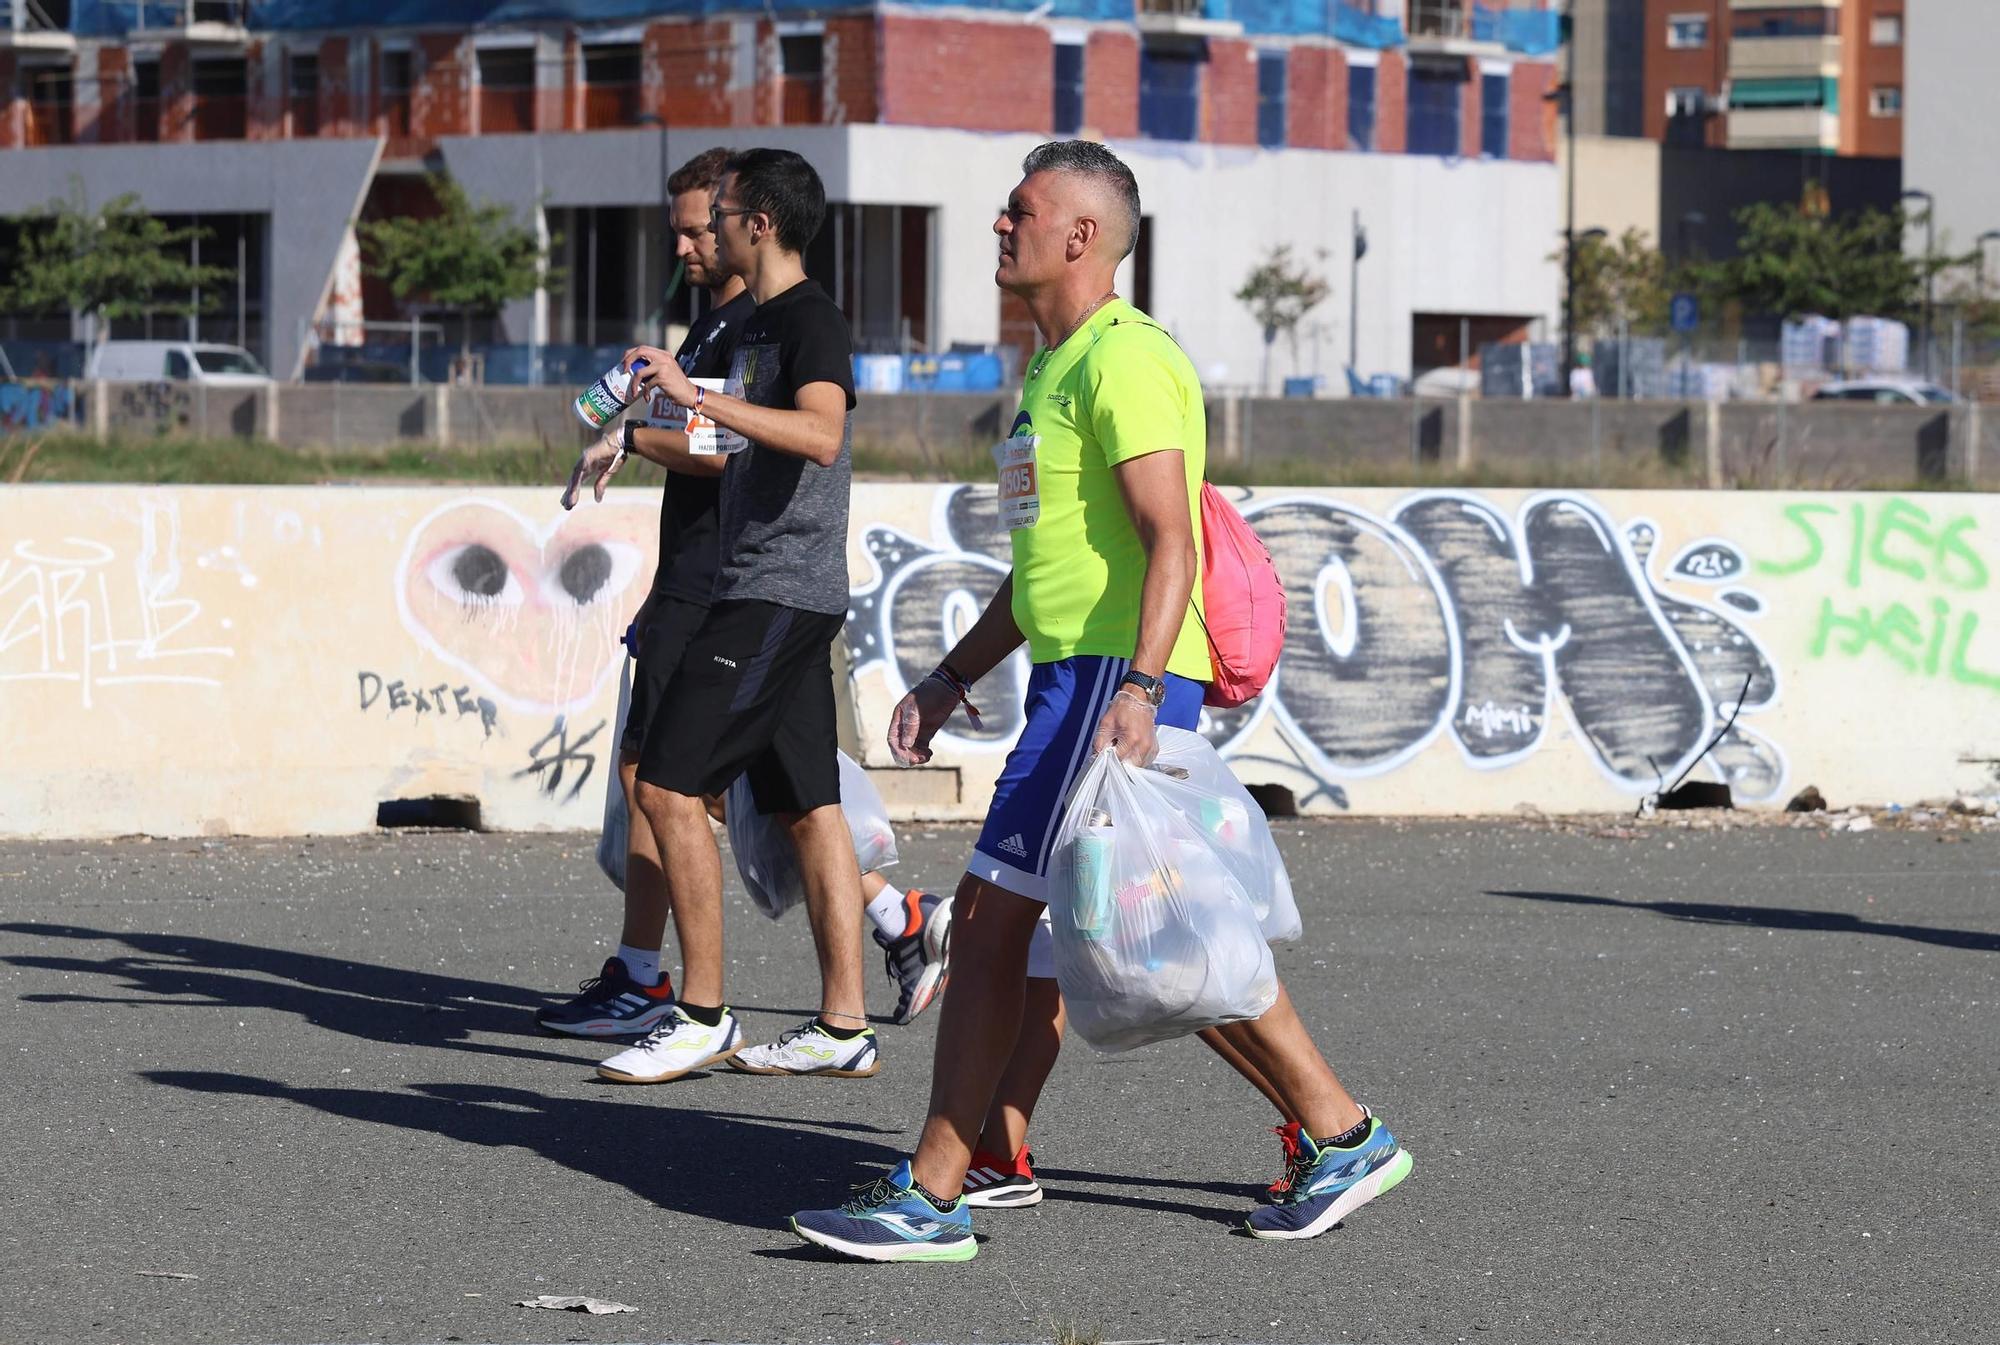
[1486,890,2000,953]
[0,923,590,1064]
[143,1071,906,1228]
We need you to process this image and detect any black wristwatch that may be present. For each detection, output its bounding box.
[622,420,640,454]
[1118,670,1166,708]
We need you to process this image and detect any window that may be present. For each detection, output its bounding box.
[582,43,642,128]
[1138,43,1201,142]
[288,54,318,137]
[23,64,74,147]
[1407,64,1463,157]
[1666,13,1708,49]
[1480,71,1508,157]
[1347,61,1376,151]
[165,350,191,380]
[477,47,535,134]
[132,58,160,142]
[1256,51,1286,148]
[192,57,247,140]
[1871,14,1902,46]
[779,32,824,124]
[1733,8,1839,39]
[1666,86,1705,117]
[1052,40,1085,136]
[1870,85,1901,116]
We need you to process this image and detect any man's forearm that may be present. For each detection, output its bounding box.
[624,424,727,476]
[681,391,843,466]
[942,574,1025,684]
[1130,532,1197,681]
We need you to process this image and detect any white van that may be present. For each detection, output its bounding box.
[87,341,271,386]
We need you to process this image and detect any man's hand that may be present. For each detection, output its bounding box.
[624,344,696,409]
[887,677,963,766]
[1091,690,1159,766]
[561,433,626,510]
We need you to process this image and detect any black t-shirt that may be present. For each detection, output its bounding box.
[714,279,858,617]
[640,289,754,606]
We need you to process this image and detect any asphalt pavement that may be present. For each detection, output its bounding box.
[1,819,1996,1345]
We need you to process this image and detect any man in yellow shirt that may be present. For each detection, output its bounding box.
[791,141,1411,1261]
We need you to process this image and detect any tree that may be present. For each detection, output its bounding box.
[357,175,552,366]
[0,183,235,346]
[1553,228,1671,339]
[1690,194,1966,322]
[1235,245,1330,393]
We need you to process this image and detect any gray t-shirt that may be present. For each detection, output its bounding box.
[713,280,856,616]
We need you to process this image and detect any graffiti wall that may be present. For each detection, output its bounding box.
[845,484,2000,819]
[0,484,1994,839]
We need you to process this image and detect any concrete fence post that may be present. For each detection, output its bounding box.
[91,380,109,443]
[263,386,281,444]
[433,385,451,449]
[1970,398,1983,486]
[1705,399,1723,488]
[1456,392,1472,470]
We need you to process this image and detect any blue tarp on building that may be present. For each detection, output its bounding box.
[1472,5,1561,55]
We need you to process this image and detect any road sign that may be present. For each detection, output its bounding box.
[1671,292,1700,334]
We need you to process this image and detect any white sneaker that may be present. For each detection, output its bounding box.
[729,1018,881,1077]
[596,1006,743,1084]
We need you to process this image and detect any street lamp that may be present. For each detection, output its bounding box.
[1902,188,1935,379]
[637,111,676,331]
[1977,228,2000,298]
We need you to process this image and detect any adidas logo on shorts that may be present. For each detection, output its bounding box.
[997,833,1029,859]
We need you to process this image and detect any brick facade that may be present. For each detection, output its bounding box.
[1285,44,1344,151]
[92,46,131,144]
[1460,57,1481,158]
[1375,50,1406,154]
[824,16,879,126]
[318,37,352,138]
[1844,0,1902,158]
[880,15,1049,133]
[1509,60,1557,161]
[1205,37,1258,145]
[159,43,193,143]
[1083,30,1138,140]
[646,21,737,127]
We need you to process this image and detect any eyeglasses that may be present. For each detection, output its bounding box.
[709,205,758,231]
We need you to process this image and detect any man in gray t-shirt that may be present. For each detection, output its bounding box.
[614,149,888,1083]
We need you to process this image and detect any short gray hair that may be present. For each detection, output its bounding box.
[1021,140,1142,260]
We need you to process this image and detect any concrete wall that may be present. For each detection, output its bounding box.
[1562,133,1662,245]
[3,483,1996,840]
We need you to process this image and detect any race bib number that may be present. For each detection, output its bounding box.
[993,434,1041,530]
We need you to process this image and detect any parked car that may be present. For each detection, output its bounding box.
[1810,379,1957,406]
[86,341,271,386]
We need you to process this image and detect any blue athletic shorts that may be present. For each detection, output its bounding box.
[969,654,1205,907]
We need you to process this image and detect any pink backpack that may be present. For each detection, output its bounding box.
[1195,483,1286,708]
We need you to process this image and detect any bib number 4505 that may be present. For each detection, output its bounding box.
[994,434,1041,530]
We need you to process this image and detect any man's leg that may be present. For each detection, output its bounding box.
[908,874,1044,1200]
[781,803,868,1027]
[634,780,727,1009]
[975,975,1064,1159]
[1197,1025,1298,1125]
[1213,985,1364,1139]
[618,754,672,954]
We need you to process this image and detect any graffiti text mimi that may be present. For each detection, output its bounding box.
[845,487,1785,803]
[0,499,235,708]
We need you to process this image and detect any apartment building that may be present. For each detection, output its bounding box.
[1641,0,1903,155]
[1,0,1564,385]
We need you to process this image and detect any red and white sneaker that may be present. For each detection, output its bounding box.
[963,1145,1041,1208]
[873,889,952,1025]
[1263,1121,1306,1204]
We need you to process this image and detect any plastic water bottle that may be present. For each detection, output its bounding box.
[573,357,649,431]
[1071,810,1116,941]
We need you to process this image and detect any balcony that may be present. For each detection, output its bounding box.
[1726,105,1838,151]
[290,92,318,138]
[191,93,246,140]
[583,81,644,129]
[1407,0,1505,56]
[478,85,536,134]
[23,98,73,146]
[1135,0,1243,38]
[779,75,823,125]
[1729,34,1841,79]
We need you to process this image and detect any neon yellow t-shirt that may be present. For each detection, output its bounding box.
[1001,298,1209,681]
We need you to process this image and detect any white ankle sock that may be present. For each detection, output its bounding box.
[864,884,911,939]
[617,943,662,987]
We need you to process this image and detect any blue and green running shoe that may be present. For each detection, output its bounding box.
[790,1160,977,1262]
[1245,1111,1412,1241]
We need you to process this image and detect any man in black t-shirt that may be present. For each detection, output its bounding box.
[597,149,893,1082]
[541,147,749,1039]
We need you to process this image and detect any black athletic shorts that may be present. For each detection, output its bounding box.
[635,598,845,814]
[619,595,710,757]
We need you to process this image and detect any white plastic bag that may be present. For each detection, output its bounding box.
[595,660,634,891]
[728,750,900,920]
[1145,727,1301,943]
[1046,743,1280,1052]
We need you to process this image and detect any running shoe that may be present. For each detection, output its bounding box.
[874,889,952,1025]
[1244,1111,1413,1241]
[730,1018,881,1077]
[1263,1121,1305,1204]
[595,1005,742,1083]
[536,957,676,1038]
[962,1145,1041,1208]
[790,1159,976,1262]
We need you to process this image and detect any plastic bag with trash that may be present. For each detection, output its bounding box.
[1141,727,1300,943]
[1046,732,1284,1052]
[729,750,900,920]
[595,660,634,890]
